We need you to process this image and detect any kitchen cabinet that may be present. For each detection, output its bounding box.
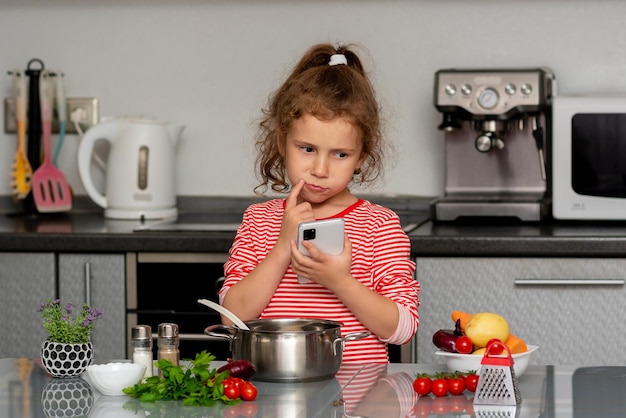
[125,252,230,360]
[415,257,626,366]
[58,254,126,360]
[0,252,55,358]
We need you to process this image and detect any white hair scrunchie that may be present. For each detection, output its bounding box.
[329,54,348,66]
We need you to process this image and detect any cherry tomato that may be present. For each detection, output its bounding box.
[486,339,505,354]
[448,376,465,395]
[223,377,241,399]
[223,383,241,400]
[412,376,432,396]
[240,381,258,401]
[455,336,473,354]
[431,378,449,397]
[465,373,479,392]
[229,377,245,389]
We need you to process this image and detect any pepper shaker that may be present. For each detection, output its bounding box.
[157,323,179,377]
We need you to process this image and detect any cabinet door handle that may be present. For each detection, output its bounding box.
[515,278,625,286]
[84,262,92,306]
[151,332,224,342]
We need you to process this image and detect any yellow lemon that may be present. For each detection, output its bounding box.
[472,347,486,356]
[464,312,510,348]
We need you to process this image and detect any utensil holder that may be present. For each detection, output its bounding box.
[23,58,45,215]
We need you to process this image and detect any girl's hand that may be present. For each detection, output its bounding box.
[290,234,353,288]
[278,180,315,250]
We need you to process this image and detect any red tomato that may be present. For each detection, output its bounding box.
[455,336,473,354]
[412,377,432,396]
[465,373,479,392]
[431,378,449,397]
[486,339,505,354]
[229,377,244,389]
[240,382,258,401]
[448,376,465,396]
[223,377,242,399]
[223,383,240,400]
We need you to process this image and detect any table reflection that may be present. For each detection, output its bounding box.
[40,377,93,417]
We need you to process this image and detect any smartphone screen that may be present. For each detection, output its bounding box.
[296,218,344,283]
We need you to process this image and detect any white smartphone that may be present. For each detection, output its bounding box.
[296,218,345,283]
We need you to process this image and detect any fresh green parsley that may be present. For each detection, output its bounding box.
[122,350,240,406]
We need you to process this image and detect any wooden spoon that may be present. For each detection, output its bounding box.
[10,70,32,200]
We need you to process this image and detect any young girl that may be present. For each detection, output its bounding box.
[219,43,420,363]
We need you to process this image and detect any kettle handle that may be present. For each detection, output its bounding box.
[77,120,119,209]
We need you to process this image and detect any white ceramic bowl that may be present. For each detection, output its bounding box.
[435,345,539,377]
[84,362,146,396]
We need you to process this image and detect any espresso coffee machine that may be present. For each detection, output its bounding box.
[431,68,556,222]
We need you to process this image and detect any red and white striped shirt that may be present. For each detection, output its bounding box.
[221,198,420,363]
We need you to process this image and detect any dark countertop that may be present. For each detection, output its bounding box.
[3,196,626,256]
[0,196,431,253]
[410,220,626,257]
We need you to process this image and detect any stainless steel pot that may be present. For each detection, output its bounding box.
[204,318,370,382]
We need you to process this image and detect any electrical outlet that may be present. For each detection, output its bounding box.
[3,97,99,134]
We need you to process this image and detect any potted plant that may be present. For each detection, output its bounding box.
[38,298,103,378]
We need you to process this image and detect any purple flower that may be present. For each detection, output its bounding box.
[38,298,103,344]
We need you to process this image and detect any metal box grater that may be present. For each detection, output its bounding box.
[473,342,522,406]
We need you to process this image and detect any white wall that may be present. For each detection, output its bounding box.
[0,0,625,200]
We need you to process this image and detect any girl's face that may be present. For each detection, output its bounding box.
[282,113,366,207]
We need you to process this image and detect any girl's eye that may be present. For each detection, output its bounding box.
[335,152,348,159]
[300,146,314,153]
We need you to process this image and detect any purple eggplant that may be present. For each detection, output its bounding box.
[432,319,463,353]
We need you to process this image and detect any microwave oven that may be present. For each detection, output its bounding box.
[552,95,626,220]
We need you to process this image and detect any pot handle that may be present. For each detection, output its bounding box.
[204,324,238,340]
[204,324,239,352]
[333,331,371,356]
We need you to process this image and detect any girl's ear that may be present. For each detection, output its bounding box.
[356,152,367,171]
[277,137,286,157]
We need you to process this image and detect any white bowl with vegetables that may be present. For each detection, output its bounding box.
[435,344,539,377]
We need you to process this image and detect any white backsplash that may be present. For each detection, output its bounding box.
[0,0,624,201]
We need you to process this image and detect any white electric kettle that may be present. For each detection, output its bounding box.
[77,117,185,220]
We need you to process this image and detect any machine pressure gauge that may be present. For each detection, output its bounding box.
[477,87,499,110]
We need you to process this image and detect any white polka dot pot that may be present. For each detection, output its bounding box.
[40,377,94,418]
[41,340,94,379]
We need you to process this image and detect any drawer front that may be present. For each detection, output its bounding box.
[59,254,126,359]
[416,257,626,366]
[0,253,55,358]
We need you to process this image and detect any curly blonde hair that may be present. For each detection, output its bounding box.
[254,43,386,194]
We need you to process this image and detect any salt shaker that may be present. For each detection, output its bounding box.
[157,323,180,377]
[131,325,153,379]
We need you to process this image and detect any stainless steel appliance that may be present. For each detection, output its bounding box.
[432,68,556,222]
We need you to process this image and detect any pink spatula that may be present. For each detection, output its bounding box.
[31,70,72,212]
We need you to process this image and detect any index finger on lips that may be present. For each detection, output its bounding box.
[285,179,305,211]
